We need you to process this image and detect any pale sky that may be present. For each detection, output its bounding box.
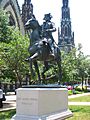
[18,0,90,55]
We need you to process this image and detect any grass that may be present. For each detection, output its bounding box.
[0,109,16,120]
[67,106,90,120]
[69,95,90,102]
[68,95,90,119]
[0,106,90,120]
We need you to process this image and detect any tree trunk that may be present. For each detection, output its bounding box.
[15,70,22,88]
[81,76,84,90]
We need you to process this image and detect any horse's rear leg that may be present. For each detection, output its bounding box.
[56,56,62,85]
[56,49,62,85]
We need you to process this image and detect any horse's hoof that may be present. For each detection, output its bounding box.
[25,58,29,62]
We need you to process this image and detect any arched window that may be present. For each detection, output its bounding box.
[65,26,68,36]
[9,15,15,26]
[7,12,16,26]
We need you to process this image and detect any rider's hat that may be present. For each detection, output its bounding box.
[43,13,52,20]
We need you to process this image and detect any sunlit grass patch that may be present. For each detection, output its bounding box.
[69,95,90,102]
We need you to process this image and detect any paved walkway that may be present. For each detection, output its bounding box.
[0,94,16,112]
[0,101,16,112]
[68,92,90,106]
[68,102,90,105]
[68,92,90,99]
[0,92,90,111]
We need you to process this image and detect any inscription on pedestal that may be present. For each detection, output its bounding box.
[17,97,38,106]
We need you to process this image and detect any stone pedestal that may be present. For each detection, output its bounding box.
[11,87,72,120]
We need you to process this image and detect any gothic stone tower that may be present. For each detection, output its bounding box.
[58,0,75,52]
[22,0,33,25]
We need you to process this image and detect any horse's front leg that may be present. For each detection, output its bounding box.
[41,61,49,84]
[28,53,41,85]
[33,61,41,85]
[29,60,36,79]
[25,52,38,62]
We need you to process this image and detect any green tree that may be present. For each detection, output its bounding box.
[0,10,30,87]
[0,9,12,43]
[61,48,78,84]
[76,44,89,90]
[0,29,29,86]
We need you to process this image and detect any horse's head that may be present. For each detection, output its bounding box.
[25,18,40,30]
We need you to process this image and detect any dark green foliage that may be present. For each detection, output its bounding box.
[0,109,16,120]
[0,10,30,85]
[0,9,12,43]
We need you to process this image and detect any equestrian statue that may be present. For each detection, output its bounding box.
[25,13,62,85]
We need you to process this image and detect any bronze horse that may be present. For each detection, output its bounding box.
[25,18,62,84]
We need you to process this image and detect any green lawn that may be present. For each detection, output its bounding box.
[67,106,90,120]
[69,95,90,102]
[0,106,90,120]
[0,109,15,120]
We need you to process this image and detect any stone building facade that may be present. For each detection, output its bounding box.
[0,0,23,34]
[0,0,34,34]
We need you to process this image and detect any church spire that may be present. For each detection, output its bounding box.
[25,0,31,4]
[63,0,68,7]
[22,0,33,25]
[62,0,70,20]
[58,0,75,52]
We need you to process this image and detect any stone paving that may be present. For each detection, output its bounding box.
[68,92,90,99]
[0,101,16,112]
[68,92,90,106]
[0,94,16,112]
[68,101,90,105]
